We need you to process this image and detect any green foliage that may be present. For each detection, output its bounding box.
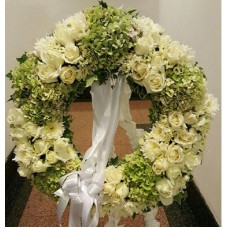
[142,207,152,213]
[68,79,86,102]
[108,156,120,166]
[79,3,136,77]
[173,191,188,205]
[148,65,207,121]
[127,77,150,100]
[132,212,137,220]
[8,55,86,125]
[16,53,28,64]
[123,149,161,205]
[62,115,74,142]
[99,0,108,8]
[6,71,13,80]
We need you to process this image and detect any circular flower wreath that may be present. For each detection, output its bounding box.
[7,1,218,219]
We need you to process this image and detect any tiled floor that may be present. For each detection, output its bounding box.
[18,101,170,227]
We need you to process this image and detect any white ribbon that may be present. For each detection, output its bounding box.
[143,207,160,227]
[55,77,143,227]
[104,212,122,227]
[119,79,144,149]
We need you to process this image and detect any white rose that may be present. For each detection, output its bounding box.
[10,128,27,141]
[64,43,81,64]
[135,37,152,55]
[158,35,172,51]
[166,166,182,181]
[31,160,49,173]
[166,144,184,164]
[156,178,174,206]
[54,138,76,163]
[143,68,166,93]
[103,183,116,196]
[38,63,59,83]
[166,41,184,64]
[40,50,64,68]
[24,122,41,139]
[115,183,129,199]
[60,66,76,84]
[34,140,51,156]
[184,152,201,170]
[184,111,198,125]
[174,129,198,148]
[150,123,172,143]
[152,55,168,67]
[46,151,58,164]
[193,116,207,127]
[152,158,169,175]
[131,60,149,83]
[17,163,31,178]
[7,108,25,126]
[104,166,122,184]
[168,111,184,129]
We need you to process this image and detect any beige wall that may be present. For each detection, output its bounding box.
[159,0,221,225]
[6,0,221,224]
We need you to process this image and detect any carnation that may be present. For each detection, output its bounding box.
[40,121,65,140]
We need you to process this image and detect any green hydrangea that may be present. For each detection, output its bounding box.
[9,54,86,125]
[149,65,207,122]
[79,2,136,80]
[33,158,81,200]
[122,149,161,206]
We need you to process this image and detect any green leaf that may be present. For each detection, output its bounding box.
[174,191,188,205]
[7,97,13,102]
[16,53,28,64]
[132,212,137,220]
[6,71,13,80]
[99,0,108,8]
[86,76,98,88]
[142,207,151,213]
[108,156,119,166]
[127,9,138,17]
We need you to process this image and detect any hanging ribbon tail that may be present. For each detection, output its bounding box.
[143,207,160,227]
[104,213,123,227]
[54,189,69,226]
[69,198,82,227]
[119,79,144,149]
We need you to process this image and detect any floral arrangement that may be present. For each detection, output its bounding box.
[7,1,218,220]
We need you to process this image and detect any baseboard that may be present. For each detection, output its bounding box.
[164,180,219,227]
[5,150,32,227]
